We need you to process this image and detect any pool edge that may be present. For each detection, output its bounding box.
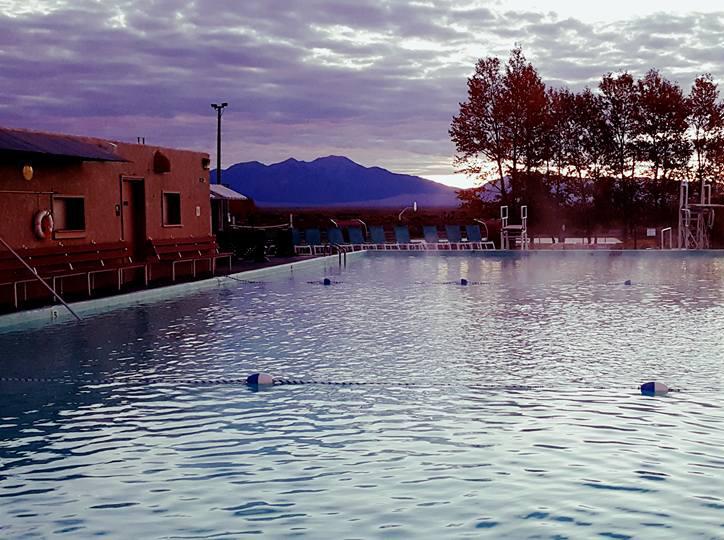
[0,251,368,333]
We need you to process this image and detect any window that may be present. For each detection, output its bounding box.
[52,196,86,231]
[163,192,181,226]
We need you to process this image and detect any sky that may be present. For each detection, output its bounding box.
[2,1,724,188]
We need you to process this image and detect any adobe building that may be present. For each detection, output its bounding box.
[0,126,217,310]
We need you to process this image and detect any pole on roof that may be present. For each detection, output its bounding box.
[0,237,82,322]
[211,102,228,185]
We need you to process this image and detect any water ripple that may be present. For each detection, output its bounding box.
[1,253,723,538]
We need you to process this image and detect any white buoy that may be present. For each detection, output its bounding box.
[246,373,274,385]
[640,381,669,395]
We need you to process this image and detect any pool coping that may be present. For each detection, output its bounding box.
[0,251,367,333]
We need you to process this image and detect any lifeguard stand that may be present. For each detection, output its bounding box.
[500,205,528,250]
[678,180,721,249]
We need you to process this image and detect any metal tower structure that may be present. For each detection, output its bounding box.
[678,180,720,249]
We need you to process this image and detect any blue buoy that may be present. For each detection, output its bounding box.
[460,278,468,286]
[246,373,274,386]
[640,381,670,395]
[624,279,632,286]
[323,278,332,286]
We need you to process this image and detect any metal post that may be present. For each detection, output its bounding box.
[216,108,221,184]
[211,102,228,185]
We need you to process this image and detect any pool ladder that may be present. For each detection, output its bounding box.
[325,243,347,266]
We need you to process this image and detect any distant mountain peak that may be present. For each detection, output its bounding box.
[313,155,356,164]
[215,155,460,208]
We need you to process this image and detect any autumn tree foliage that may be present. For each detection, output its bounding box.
[450,46,547,206]
[451,46,724,235]
[688,74,724,186]
[449,56,509,203]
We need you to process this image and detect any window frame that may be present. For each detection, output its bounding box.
[162,191,182,227]
[52,194,87,239]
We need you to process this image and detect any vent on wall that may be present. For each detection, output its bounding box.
[201,157,211,170]
[153,150,171,174]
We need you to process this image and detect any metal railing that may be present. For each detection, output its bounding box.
[0,237,82,321]
[325,243,348,266]
[660,227,673,249]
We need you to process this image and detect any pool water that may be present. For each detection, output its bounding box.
[1,252,723,538]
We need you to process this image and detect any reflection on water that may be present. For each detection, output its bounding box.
[1,252,723,538]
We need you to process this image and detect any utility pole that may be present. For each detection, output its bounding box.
[211,102,228,184]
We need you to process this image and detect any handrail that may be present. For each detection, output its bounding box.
[500,205,509,227]
[681,208,691,227]
[660,227,672,249]
[0,237,82,321]
[326,243,347,266]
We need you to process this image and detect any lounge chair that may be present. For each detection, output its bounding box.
[347,227,366,251]
[445,225,470,250]
[394,225,422,250]
[366,225,386,250]
[465,224,496,250]
[423,226,450,250]
[304,228,325,255]
[292,228,313,255]
[328,227,361,253]
[327,227,345,246]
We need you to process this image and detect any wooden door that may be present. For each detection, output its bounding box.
[121,177,146,258]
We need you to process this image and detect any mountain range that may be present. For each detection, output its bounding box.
[211,156,461,207]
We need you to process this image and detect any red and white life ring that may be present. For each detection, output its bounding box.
[34,210,54,240]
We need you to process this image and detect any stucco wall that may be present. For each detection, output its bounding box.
[0,138,211,251]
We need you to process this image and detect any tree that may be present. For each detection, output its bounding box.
[599,72,639,180]
[450,56,510,203]
[599,72,642,241]
[574,89,611,183]
[635,69,691,183]
[451,46,547,207]
[500,46,548,198]
[545,87,574,206]
[688,74,724,191]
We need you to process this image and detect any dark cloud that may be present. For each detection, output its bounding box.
[1,1,724,176]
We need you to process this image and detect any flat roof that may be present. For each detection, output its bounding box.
[0,127,126,162]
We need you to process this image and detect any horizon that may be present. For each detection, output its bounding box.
[216,154,479,189]
[3,1,724,189]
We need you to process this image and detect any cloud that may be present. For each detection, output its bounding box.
[1,1,724,176]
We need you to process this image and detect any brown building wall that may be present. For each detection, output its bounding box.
[0,138,211,252]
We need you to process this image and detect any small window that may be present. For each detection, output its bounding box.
[163,192,181,226]
[52,196,86,231]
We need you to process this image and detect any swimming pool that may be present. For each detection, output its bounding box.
[1,251,723,538]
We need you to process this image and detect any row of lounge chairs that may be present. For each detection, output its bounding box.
[293,225,495,255]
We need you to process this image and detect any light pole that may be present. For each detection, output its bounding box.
[211,102,228,184]
[398,201,417,221]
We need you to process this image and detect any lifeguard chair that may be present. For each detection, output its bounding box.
[500,205,528,250]
[678,180,721,249]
